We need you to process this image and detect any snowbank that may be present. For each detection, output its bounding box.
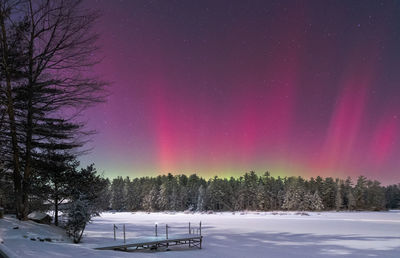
[27,211,51,224]
[0,242,19,258]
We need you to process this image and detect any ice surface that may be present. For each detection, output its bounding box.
[1,211,399,257]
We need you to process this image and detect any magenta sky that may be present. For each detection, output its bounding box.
[81,0,400,184]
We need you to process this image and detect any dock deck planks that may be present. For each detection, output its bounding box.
[95,234,203,251]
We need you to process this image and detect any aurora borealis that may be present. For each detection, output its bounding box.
[82,0,400,184]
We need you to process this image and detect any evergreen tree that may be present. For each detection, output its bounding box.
[98,179,111,210]
[311,191,324,211]
[70,164,109,210]
[335,183,344,211]
[143,186,158,212]
[157,182,170,210]
[196,185,205,211]
[187,174,203,209]
[256,184,268,210]
[111,177,125,210]
[0,6,28,218]
[354,176,367,210]
[385,184,400,209]
[125,178,140,211]
[322,177,336,210]
[33,150,79,226]
[243,171,259,210]
[303,191,316,211]
[347,190,356,210]
[366,180,385,211]
[282,179,305,210]
[259,172,274,210]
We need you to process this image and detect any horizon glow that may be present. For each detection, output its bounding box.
[81,0,400,184]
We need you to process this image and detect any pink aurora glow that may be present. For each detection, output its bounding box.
[81,0,400,184]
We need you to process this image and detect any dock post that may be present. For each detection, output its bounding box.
[166,224,168,239]
[155,223,158,237]
[113,224,117,240]
[189,222,191,234]
[123,224,126,244]
[200,221,202,249]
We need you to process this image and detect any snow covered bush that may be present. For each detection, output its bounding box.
[65,164,108,243]
[66,196,94,243]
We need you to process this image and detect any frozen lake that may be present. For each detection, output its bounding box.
[83,211,400,257]
[1,211,399,257]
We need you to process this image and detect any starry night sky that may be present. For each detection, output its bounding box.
[81,0,400,184]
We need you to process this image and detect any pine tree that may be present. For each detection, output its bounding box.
[128,178,143,210]
[335,184,344,211]
[0,10,29,218]
[196,185,205,211]
[124,179,139,211]
[366,180,385,211]
[157,183,169,210]
[354,176,367,210]
[282,180,305,210]
[347,190,356,210]
[276,189,285,210]
[187,174,202,209]
[243,171,259,210]
[170,184,179,210]
[98,179,111,210]
[256,184,268,210]
[235,180,246,210]
[385,184,400,209]
[143,186,158,212]
[33,150,79,226]
[178,185,189,210]
[311,191,324,211]
[69,164,109,210]
[322,177,336,209]
[111,177,125,211]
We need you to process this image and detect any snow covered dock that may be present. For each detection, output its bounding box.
[95,234,202,251]
[95,221,203,252]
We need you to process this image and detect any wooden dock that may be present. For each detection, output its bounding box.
[95,234,202,251]
[95,222,203,252]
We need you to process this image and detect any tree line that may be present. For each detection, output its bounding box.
[108,172,400,212]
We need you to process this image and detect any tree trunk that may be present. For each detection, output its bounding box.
[76,224,86,244]
[54,181,59,226]
[0,9,23,220]
[54,198,59,226]
[21,0,36,220]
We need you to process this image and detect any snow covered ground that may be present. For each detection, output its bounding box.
[1,211,399,257]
